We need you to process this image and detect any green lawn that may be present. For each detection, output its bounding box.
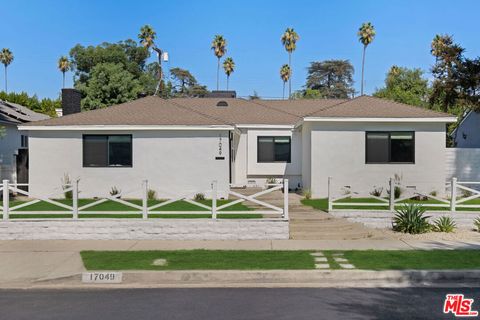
[301,198,480,211]
[81,250,314,270]
[0,198,261,219]
[340,250,480,270]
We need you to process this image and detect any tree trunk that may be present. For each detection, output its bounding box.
[361,45,366,96]
[216,58,220,91]
[4,66,7,93]
[283,81,285,100]
[154,48,163,96]
[288,53,292,99]
[227,75,229,91]
[62,71,66,88]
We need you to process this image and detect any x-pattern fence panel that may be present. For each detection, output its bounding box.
[0,179,289,220]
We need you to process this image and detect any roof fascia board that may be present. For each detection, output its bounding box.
[303,117,457,123]
[18,125,234,131]
[235,124,295,129]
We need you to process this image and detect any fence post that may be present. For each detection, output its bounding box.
[450,177,457,212]
[2,180,9,220]
[211,180,217,220]
[283,179,289,220]
[142,180,148,219]
[327,177,333,212]
[389,178,395,211]
[72,179,79,220]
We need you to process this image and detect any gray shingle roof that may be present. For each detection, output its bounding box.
[0,100,50,124]
[21,95,454,127]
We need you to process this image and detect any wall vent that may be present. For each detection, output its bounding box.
[216,101,228,107]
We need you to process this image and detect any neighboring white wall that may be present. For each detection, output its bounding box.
[308,122,447,198]
[232,128,302,189]
[301,123,311,190]
[26,130,230,199]
[0,219,289,240]
[0,123,23,181]
[446,148,480,181]
[453,111,480,148]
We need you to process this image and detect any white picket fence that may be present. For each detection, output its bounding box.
[327,177,480,212]
[0,179,289,220]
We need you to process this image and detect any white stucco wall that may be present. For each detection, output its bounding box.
[307,121,447,198]
[446,148,480,182]
[232,128,302,189]
[26,130,230,199]
[454,111,480,148]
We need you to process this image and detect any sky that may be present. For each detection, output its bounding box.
[1,0,479,100]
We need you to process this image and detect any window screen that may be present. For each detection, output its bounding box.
[366,132,414,164]
[83,135,132,167]
[257,136,291,163]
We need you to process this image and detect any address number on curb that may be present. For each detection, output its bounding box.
[82,272,123,284]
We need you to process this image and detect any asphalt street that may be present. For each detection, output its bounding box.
[1,287,479,320]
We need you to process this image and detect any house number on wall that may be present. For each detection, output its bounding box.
[216,134,225,160]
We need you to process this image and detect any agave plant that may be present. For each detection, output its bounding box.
[432,216,456,233]
[392,204,431,234]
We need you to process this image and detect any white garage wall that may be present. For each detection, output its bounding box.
[446,148,480,182]
[27,130,230,199]
[308,122,447,198]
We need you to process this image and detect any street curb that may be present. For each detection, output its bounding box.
[5,269,480,289]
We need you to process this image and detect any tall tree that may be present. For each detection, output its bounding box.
[357,22,376,95]
[281,28,299,98]
[138,25,164,96]
[211,35,227,91]
[280,64,291,100]
[57,56,71,88]
[373,66,430,107]
[305,60,355,98]
[169,67,207,97]
[0,48,14,93]
[222,57,235,90]
[430,34,464,111]
[456,57,480,109]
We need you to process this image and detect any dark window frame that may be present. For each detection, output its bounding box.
[257,136,292,163]
[82,134,133,168]
[365,131,415,164]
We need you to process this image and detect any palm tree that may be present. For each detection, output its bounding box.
[0,48,14,93]
[357,22,376,96]
[223,57,235,90]
[57,56,71,88]
[280,64,291,100]
[138,25,163,96]
[211,35,227,90]
[281,28,299,98]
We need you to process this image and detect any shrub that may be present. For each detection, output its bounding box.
[110,186,121,197]
[387,173,403,199]
[429,190,438,197]
[194,193,206,201]
[432,216,456,233]
[474,217,480,232]
[462,189,473,198]
[61,173,72,200]
[266,177,277,189]
[370,187,383,197]
[303,189,312,200]
[147,189,157,201]
[392,204,431,234]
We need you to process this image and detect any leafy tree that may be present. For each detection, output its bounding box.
[357,22,376,95]
[78,63,142,110]
[456,57,480,109]
[373,66,430,107]
[211,35,227,91]
[0,48,14,93]
[57,56,71,88]
[292,88,322,99]
[138,25,164,96]
[222,57,235,90]
[280,64,291,100]
[169,67,207,97]
[305,60,354,98]
[0,91,59,116]
[430,34,464,111]
[281,28,299,98]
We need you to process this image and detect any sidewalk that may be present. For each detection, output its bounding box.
[1,239,479,288]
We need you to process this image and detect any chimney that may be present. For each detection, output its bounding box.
[61,88,82,116]
[206,90,236,98]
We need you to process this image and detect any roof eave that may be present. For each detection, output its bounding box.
[18,124,234,131]
[303,117,457,123]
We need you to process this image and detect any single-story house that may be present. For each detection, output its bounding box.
[18,92,456,199]
[0,100,49,182]
[451,109,480,147]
